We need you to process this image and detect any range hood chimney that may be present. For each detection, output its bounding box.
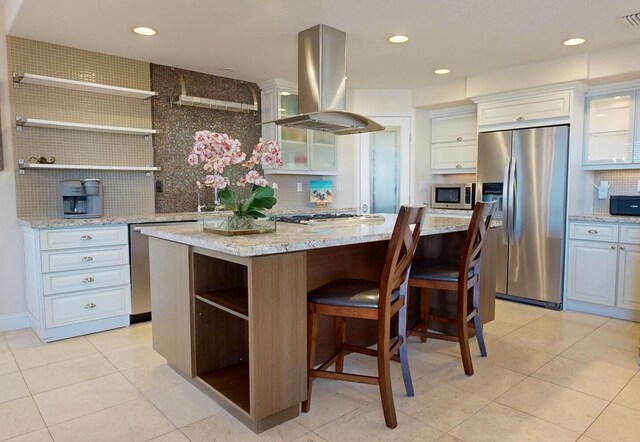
[262,24,384,135]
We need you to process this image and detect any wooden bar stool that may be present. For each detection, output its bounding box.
[301,205,427,429]
[408,202,496,376]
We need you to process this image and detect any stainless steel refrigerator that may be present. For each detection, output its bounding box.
[477,125,569,309]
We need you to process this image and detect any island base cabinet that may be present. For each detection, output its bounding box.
[149,239,307,434]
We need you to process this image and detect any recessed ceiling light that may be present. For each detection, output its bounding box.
[595,113,606,117]
[614,96,622,99]
[563,37,585,46]
[434,68,451,75]
[279,91,291,96]
[388,35,409,44]
[132,27,157,36]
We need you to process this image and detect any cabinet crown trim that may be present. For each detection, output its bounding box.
[471,81,588,104]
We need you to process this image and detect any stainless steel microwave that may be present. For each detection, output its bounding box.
[431,183,475,210]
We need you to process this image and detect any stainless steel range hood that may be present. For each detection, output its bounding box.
[262,24,383,135]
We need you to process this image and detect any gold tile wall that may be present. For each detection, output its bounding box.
[8,36,155,218]
[593,169,640,213]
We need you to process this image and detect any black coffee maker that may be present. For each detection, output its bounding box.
[60,179,103,218]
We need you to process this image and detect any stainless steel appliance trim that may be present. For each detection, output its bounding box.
[509,156,517,245]
[502,157,512,245]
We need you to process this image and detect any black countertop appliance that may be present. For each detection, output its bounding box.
[610,196,640,216]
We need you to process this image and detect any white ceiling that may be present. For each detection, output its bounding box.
[6,0,640,89]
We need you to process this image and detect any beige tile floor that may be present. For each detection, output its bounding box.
[0,299,639,442]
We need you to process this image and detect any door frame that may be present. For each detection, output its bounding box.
[357,114,413,213]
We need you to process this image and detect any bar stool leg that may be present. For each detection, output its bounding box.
[335,317,347,372]
[302,304,318,413]
[397,295,414,396]
[420,287,430,343]
[472,282,487,357]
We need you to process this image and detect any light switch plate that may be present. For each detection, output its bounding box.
[296,182,302,192]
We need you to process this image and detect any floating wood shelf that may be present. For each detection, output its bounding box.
[195,288,248,320]
[17,160,160,175]
[13,72,157,99]
[15,116,158,136]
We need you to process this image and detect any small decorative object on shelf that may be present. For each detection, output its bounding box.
[188,131,282,235]
[29,156,56,164]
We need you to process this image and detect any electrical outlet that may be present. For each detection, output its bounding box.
[296,182,302,192]
[419,181,429,191]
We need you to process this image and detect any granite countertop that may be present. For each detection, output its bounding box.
[569,214,640,224]
[19,207,359,229]
[140,214,501,257]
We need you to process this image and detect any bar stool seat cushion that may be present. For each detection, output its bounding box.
[410,262,474,282]
[308,279,399,308]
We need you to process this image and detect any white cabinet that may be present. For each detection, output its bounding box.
[583,91,638,169]
[23,225,131,342]
[567,222,640,314]
[430,107,477,174]
[259,79,337,174]
[566,240,618,306]
[477,91,571,129]
[617,244,640,311]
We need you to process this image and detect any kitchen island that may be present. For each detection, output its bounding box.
[140,214,499,433]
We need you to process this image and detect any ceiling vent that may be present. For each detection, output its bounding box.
[618,11,640,27]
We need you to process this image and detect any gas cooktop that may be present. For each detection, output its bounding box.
[276,213,385,226]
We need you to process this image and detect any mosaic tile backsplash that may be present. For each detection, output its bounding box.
[8,36,155,218]
[151,64,263,213]
[593,169,640,213]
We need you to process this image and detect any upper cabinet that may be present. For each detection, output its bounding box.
[259,79,337,175]
[583,89,639,169]
[476,91,571,130]
[430,107,477,174]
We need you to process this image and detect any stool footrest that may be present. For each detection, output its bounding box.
[312,369,379,385]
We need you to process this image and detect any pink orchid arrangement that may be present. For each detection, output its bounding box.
[188,131,282,218]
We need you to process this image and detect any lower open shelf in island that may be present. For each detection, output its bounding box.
[197,362,250,414]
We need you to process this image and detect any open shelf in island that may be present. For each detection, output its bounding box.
[195,287,248,320]
[198,362,250,414]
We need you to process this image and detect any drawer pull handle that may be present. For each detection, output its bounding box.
[85,303,97,309]
[81,256,93,262]
[587,229,598,234]
[611,246,617,250]
[620,246,626,250]
[80,235,92,241]
[456,137,463,142]
[516,116,524,122]
[82,277,95,283]
[456,164,462,169]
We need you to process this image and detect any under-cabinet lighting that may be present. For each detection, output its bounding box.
[279,91,291,96]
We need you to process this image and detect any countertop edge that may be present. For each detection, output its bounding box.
[568,214,640,224]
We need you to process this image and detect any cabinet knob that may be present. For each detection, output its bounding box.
[82,277,95,283]
[587,229,598,234]
[611,245,617,250]
[85,303,97,309]
[620,246,626,250]
[81,256,93,262]
[456,164,462,169]
[516,117,525,122]
[80,235,92,241]
[456,137,463,142]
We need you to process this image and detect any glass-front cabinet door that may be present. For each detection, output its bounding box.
[260,79,337,174]
[584,92,636,167]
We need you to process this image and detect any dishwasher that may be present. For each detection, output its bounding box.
[129,221,197,323]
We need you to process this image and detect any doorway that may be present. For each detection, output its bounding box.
[359,116,411,214]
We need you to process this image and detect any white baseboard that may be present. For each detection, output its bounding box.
[0,312,30,332]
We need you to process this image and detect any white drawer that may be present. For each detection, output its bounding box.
[570,223,619,242]
[45,286,130,328]
[43,265,130,296]
[620,225,640,245]
[40,226,128,251]
[41,245,129,273]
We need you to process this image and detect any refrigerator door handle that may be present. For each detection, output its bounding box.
[508,156,517,245]
[502,157,512,245]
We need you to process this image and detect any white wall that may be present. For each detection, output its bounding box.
[0,3,28,331]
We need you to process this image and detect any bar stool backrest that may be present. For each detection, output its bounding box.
[460,201,497,280]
